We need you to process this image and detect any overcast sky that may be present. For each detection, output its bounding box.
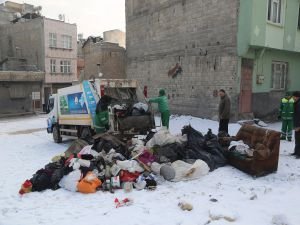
[0,0,126,38]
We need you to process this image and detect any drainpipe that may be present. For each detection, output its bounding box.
[258,48,266,59]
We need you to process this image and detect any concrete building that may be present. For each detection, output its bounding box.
[126,0,300,119]
[103,29,126,48]
[0,2,77,108]
[238,0,300,118]
[0,1,38,25]
[81,36,126,80]
[0,71,44,114]
[77,38,85,81]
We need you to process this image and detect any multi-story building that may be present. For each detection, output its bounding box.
[0,1,77,109]
[126,0,300,119]
[238,0,300,118]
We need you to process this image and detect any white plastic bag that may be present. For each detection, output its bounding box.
[59,170,82,192]
[146,127,183,148]
[116,160,144,173]
[171,160,209,182]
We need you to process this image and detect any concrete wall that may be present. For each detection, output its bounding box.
[126,0,239,119]
[238,0,300,54]
[0,6,14,25]
[0,17,45,71]
[83,42,126,80]
[43,18,77,84]
[0,71,44,113]
[239,48,300,118]
[103,29,126,48]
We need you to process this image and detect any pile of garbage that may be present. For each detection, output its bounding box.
[19,125,227,195]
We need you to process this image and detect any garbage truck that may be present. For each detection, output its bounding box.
[46,79,155,143]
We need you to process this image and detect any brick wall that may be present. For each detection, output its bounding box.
[126,0,240,119]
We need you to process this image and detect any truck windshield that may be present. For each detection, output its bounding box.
[47,98,54,112]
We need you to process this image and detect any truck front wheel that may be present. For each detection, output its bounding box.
[53,126,62,143]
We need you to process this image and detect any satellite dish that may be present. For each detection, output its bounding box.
[14,12,21,18]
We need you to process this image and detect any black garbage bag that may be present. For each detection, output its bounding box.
[203,129,227,169]
[44,158,68,190]
[182,146,216,170]
[93,134,130,159]
[181,125,227,171]
[182,125,205,150]
[30,169,53,192]
[153,143,183,163]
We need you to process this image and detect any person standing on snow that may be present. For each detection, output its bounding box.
[218,89,231,134]
[148,89,170,129]
[291,91,300,158]
[279,93,294,141]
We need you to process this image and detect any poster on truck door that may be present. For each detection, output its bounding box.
[60,92,88,115]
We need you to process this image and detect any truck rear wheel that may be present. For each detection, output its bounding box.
[53,126,62,143]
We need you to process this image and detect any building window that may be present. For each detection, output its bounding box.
[50,59,56,73]
[267,0,283,24]
[62,35,72,49]
[271,61,287,90]
[49,33,57,47]
[298,6,300,29]
[60,60,71,74]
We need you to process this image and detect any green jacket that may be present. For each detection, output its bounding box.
[149,95,169,113]
[94,110,109,133]
[280,97,294,120]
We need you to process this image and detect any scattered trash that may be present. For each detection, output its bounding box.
[111,176,121,189]
[123,182,133,193]
[19,125,233,196]
[250,193,257,200]
[210,198,218,202]
[178,202,193,211]
[114,198,133,208]
[209,209,238,222]
[271,214,290,225]
[19,180,32,195]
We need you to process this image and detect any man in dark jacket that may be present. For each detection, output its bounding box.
[218,89,231,134]
[292,91,300,158]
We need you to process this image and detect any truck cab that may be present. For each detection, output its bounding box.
[47,79,155,143]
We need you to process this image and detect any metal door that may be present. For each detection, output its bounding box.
[239,58,253,113]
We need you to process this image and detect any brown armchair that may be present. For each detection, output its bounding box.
[226,124,281,177]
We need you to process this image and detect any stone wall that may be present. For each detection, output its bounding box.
[83,42,126,80]
[126,0,240,119]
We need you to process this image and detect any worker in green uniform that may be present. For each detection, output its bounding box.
[148,89,170,129]
[94,95,111,133]
[279,93,294,141]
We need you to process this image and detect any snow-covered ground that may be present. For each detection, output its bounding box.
[0,115,299,225]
